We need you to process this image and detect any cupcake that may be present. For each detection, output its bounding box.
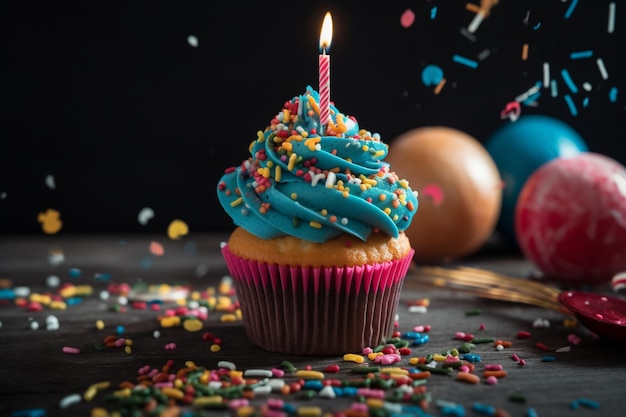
[217,86,418,355]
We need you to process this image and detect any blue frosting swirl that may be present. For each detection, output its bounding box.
[217,86,418,243]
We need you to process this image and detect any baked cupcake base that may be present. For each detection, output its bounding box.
[221,244,414,355]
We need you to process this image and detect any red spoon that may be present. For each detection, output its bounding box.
[558,291,626,344]
[413,266,626,344]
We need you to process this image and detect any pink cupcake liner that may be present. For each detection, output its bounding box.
[221,244,414,355]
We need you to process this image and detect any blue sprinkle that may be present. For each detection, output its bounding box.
[94,273,112,281]
[282,403,297,413]
[533,22,541,30]
[421,65,444,86]
[550,79,558,97]
[526,407,539,417]
[65,297,83,306]
[342,386,358,396]
[69,268,81,278]
[541,355,556,362]
[452,54,478,69]
[472,402,495,416]
[462,353,481,363]
[561,69,578,94]
[577,398,600,409]
[523,92,541,106]
[116,325,125,335]
[564,0,579,19]
[11,409,47,417]
[430,6,437,20]
[564,94,578,116]
[302,380,323,391]
[583,97,589,107]
[570,50,593,59]
[0,288,16,300]
[609,87,618,102]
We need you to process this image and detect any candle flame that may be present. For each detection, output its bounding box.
[319,12,333,53]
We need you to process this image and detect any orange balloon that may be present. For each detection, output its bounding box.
[387,127,502,263]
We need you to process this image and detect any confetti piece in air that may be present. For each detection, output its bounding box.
[167,219,189,240]
[543,62,551,88]
[500,101,521,122]
[45,175,55,189]
[421,65,444,86]
[521,43,529,61]
[38,209,63,234]
[0,192,6,199]
[149,241,164,256]
[421,184,444,205]
[564,0,579,20]
[400,9,415,28]
[596,58,609,80]
[452,54,478,68]
[560,68,578,94]
[608,2,616,33]
[430,7,437,20]
[187,35,199,47]
[563,94,578,116]
[137,207,155,225]
[570,50,593,60]
[609,87,618,103]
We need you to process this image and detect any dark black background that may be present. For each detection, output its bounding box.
[2,1,624,235]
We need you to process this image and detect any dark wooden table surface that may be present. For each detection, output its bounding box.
[1,233,623,417]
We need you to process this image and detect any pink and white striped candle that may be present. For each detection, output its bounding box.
[318,12,333,128]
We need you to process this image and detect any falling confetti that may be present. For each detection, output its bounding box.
[167,219,188,240]
[45,175,56,189]
[137,207,155,225]
[187,35,199,47]
[400,9,415,28]
[149,241,164,256]
[38,209,63,234]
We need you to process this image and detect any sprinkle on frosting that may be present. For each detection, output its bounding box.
[217,86,419,243]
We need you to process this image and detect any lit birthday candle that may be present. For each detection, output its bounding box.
[318,11,333,129]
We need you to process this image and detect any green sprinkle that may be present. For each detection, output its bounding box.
[352,365,381,374]
[280,360,297,372]
[471,337,495,344]
[465,308,482,315]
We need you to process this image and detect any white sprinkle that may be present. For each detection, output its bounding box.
[252,384,272,396]
[515,83,541,103]
[596,58,609,80]
[45,174,56,189]
[0,192,6,199]
[99,290,110,300]
[46,275,60,288]
[477,49,491,61]
[582,82,592,92]
[550,79,558,97]
[467,11,485,33]
[14,286,30,298]
[556,346,572,352]
[30,320,39,330]
[187,35,199,47]
[543,62,550,88]
[244,369,273,378]
[217,360,237,370]
[153,330,161,338]
[319,385,337,398]
[59,393,82,409]
[409,305,428,314]
[608,2,616,34]
[268,379,286,391]
[137,207,155,226]
[325,171,336,188]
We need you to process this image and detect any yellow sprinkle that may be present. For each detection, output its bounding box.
[409,357,420,365]
[230,197,243,207]
[160,316,181,328]
[288,153,298,171]
[193,395,224,406]
[335,114,347,133]
[309,221,322,229]
[295,370,325,379]
[174,378,184,388]
[307,95,320,115]
[236,406,256,417]
[220,313,238,322]
[366,398,385,408]
[90,408,109,417]
[297,406,323,417]
[96,320,105,330]
[380,367,409,375]
[210,344,221,352]
[432,354,447,362]
[283,109,291,123]
[124,346,132,355]
[343,353,365,363]
[275,165,282,181]
[305,137,321,151]
[113,388,131,398]
[290,193,298,200]
[183,318,203,332]
[367,352,382,361]
[83,386,97,401]
[49,300,67,310]
[161,387,184,399]
[378,193,387,201]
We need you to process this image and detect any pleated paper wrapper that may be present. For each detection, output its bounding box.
[221,244,414,355]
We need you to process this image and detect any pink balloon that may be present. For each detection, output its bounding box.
[515,153,626,286]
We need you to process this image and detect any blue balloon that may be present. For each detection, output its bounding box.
[485,115,588,243]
